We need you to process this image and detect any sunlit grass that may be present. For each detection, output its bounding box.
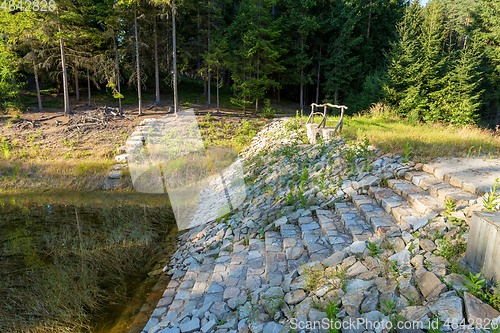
[301,112,500,163]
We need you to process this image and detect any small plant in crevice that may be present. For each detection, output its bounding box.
[427,315,445,333]
[367,241,382,257]
[435,236,467,274]
[380,299,405,332]
[481,322,500,333]
[402,142,412,163]
[375,173,387,186]
[325,300,340,333]
[443,198,457,216]
[464,272,486,296]
[483,178,500,211]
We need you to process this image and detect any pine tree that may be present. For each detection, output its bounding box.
[383,0,424,121]
[228,0,284,114]
[434,39,482,124]
[323,0,364,105]
[419,0,446,122]
[473,0,500,128]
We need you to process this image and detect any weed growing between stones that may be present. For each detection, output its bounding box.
[302,264,346,293]
[435,235,467,275]
[482,178,500,211]
[443,198,457,216]
[366,241,382,257]
[325,300,340,333]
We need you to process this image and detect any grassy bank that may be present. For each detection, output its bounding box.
[304,108,500,163]
[0,196,177,333]
[0,113,267,192]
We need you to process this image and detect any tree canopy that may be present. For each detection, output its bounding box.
[1,0,499,127]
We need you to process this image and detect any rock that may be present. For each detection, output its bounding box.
[109,170,122,179]
[347,241,366,255]
[346,261,368,278]
[179,318,200,333]
[464,292,500,326]
[360,289,379,313]
[363,310,391,333]
[413,214,437,231]
[115,154,131,163]
[342,290,366,316]
[322,289,345,307]
[308,308,328,330]
[416,270,447,300]
[342,256,357,269]
[201,319,217,333]
[285,290,306,305]
[275,217,288,228]
[402,231,414,244]
[346,279,375,293]
[375,277,398,294]
[389,237,406,253]
[295,297,313,318]
[396,294,410,312]
[144,318,160,333]
[239,302,253,319]
[322,251,347,268]
[314,284,331,297]
[341,316,365,333]
[400,306,431,326]
[443,274,468,293]
[400,286,421,304]
[263,322,284,333]
[287,247,304,260]
[354,176,380,190]
[419,239,437,252]
[427,296,463,324]
[389,250,411,266]
[379,293,398,313]
[410,255,424,267]
[262,287,285,314]
[159,328,181,333]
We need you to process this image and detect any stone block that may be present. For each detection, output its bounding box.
[465,211,500,283]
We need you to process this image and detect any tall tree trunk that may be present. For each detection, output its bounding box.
[172,0,178,114]
[316,47,321,106]
[216,68,220,114]
[334,90,338,105]
[300,69,304,111]
[74,68,79,101]
[87,68,91,107]
[114,34,122,112]
[30,40,42,112]
[300,38,304,111]
[154,7,160,103]
[57,73,60,97]
[496,104,500,128]
[197,11,201,78]
[207,1,211,105]
[367,0,372,39]
[255,55,259,114]
[134,3,142,116]
[59,34,70,115]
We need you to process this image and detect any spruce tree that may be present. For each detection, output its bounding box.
[383,0,424,121]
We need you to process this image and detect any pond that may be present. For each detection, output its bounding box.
[0,191,179,333]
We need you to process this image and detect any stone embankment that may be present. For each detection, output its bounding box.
[132,118,500,333]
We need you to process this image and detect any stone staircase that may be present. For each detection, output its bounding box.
[142,164,482,333]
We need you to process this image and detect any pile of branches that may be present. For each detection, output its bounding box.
[75,106,133,125]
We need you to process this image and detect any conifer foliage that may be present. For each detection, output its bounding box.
[0,0,498,125]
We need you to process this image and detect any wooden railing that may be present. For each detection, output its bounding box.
[305,103,348,134]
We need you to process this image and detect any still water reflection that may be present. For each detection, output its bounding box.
[0,191,179,333]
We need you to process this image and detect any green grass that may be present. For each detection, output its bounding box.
[299,112,500,163]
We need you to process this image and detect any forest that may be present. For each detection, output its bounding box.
[0,0,499,127]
